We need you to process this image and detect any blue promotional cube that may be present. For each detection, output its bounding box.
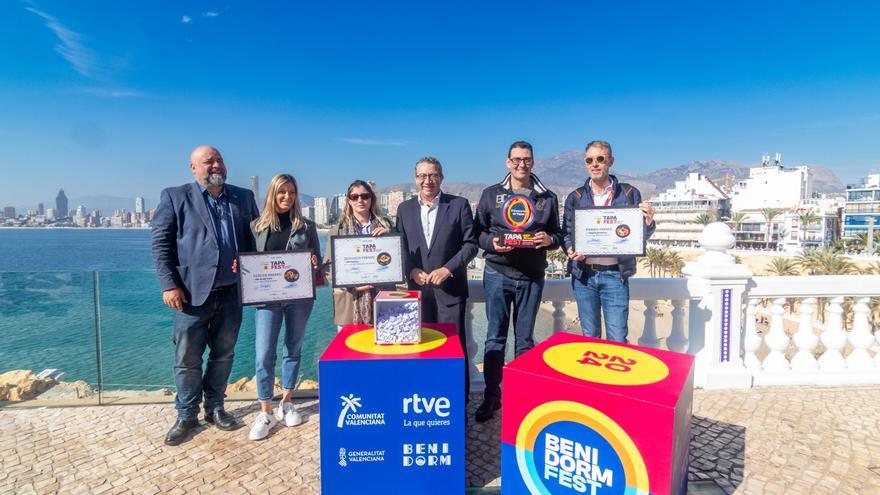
[319,323,465,495]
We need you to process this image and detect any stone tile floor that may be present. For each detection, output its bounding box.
[2,385,879,494]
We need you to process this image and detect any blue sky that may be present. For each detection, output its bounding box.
[2,0,880,206]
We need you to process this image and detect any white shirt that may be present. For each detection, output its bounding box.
[419,192,440,248]
[354,215,373,235]
[585,184,618,266]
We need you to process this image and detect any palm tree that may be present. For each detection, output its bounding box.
[760,207,784,247]
[727,212,746,232]
[641,247,666,277]
[797,210,820,245]
[764,258,799,276]
[664,249,684,277]
[764,257,801,314]
[694,213,715,226]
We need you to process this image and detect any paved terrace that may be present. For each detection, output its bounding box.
[2,386,880,494]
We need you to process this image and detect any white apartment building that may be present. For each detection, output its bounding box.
[730,153,811,212]
[384,191,410,217]
[302,205,315,222]
[650,173,730,246]
[727,153,839,250]
[314,197,329,227]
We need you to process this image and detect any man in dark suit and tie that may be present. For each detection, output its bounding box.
[152,145,259,445]
[395,157,479,402]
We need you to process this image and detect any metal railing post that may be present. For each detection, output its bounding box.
[92,271,104,405]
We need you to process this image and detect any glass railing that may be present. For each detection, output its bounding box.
[1,270,564,406]
[0,270,334,405]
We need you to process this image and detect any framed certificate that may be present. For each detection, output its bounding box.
[330,234,405,288]
[238,250,315,306]
[572,206,646,256]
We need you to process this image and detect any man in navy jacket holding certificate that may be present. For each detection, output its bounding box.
[561,140,656,343]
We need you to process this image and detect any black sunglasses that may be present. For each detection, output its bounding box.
[348,193,372,201]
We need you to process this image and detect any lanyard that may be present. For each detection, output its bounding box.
[602,190,614,206]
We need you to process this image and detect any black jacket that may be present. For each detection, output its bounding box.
[473,173,563,280]
[396,192,478,304]
[561,175,655,279]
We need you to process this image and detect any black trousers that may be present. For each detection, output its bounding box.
[420,286,470,403]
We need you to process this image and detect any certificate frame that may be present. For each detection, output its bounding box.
[572,206,646,257]
[330,234,406,289]
[238,249,315,306]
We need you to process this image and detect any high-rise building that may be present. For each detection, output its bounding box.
[135,197,145,214]
[46,208,56,220]
[75,205,87,218]
[314,197,329,226]
[303,205,315,222]
[37,203,45,216]
[330,194,347,223]
[250,176,260,207]
[3,207,15,219]
[384,190,410,217]
[56,189,69,218]
[843,174,880,239]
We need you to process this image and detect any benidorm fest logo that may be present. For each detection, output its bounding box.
[514,401,649,495]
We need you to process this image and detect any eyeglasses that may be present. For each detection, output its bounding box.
[212,201,224,219]
[584,155,608,165]
[508,157,534,166]
[416,173,442,181]
[348,193,372,202]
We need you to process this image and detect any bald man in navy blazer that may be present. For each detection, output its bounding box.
[152,145,259,445]
[395,156,478,401]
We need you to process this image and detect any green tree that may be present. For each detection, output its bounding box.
[727,212,746,232]
[760,207,784,246]
[640,247,666,277]
[797,209,820,245]
[694,213,715,226]
[664,249,685,277]
[764,258,800,276]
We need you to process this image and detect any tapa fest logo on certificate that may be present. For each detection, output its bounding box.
[336,393,386,428]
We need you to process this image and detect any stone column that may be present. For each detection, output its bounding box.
[683,222,754,389]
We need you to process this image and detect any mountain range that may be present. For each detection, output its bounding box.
[381,151,845,204]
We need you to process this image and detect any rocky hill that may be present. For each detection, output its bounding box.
[382,152,844,203]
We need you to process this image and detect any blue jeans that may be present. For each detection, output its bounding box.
[482,265,545,401]
[254,300,314,401]
[172,284,242,421]
[572,271,629,343]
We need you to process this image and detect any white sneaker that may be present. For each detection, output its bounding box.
[248,411,278,440]
[278,401,304,427]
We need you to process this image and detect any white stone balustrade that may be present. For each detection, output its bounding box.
[463,222,880,389]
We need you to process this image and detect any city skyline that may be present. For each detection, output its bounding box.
[2,2,880,205]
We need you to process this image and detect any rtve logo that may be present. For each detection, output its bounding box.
[402,393,450,418]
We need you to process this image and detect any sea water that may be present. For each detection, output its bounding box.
[0,229,533,390]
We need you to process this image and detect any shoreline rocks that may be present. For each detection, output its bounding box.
[1,369,321,402]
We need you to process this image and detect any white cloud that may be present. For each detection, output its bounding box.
[82,87,148,98]
[25,7,99,78]
[181,15,192,24]
[203,11,219,18]
[337,138,410,147]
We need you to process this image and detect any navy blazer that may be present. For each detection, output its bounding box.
[395,192,478,305]
[151,182,259,306]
